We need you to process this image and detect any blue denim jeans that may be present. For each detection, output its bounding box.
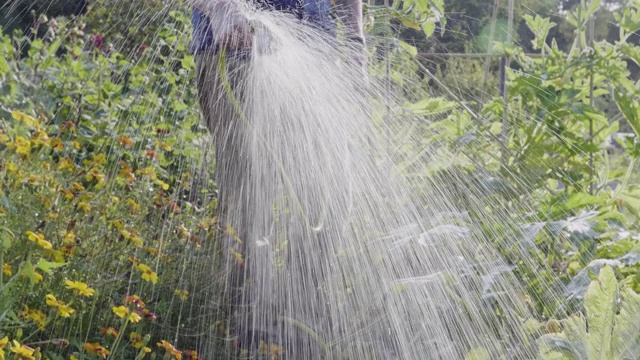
[191,0,336,55]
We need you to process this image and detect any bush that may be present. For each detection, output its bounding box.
[0,11,227,360]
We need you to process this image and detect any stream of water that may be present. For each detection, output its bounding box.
[187,2,560,358]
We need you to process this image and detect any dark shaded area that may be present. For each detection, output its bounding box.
[0,0,88,35]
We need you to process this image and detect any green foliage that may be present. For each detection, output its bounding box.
[381,0,640,332]
[538,266,640,360]
[0,10,227,359]
[0,0,639,357]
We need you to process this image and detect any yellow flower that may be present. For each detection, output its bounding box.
[93,153,107,166]
[130,332,143,349]
[65,280,95,297]
[13,136,32,156]
[2,263,11,277]
[26,231,53,250]
[175,290,189,301]
[56,303,75,317]
[112,305,129,319]
[136,263,158,284]
[9,340,35,360]
[57,157,74,171]
[51,137,64,152]
[62,231,76,245]
[0,336,8,360]
[11,110,39,126]
[22,305,46,331]
[128,312,142,324]
[5,162,18,174]
[45,294,75,317]
[77,202,91,213]
[70,182,85,192]
[130,234,144,248]
[112,305,141,323]
[84,343,110,358]
[30,270,44,284]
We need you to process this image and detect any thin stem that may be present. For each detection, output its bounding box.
[588,6,595,194]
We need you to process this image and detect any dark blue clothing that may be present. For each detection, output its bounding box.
[191,0,334,54]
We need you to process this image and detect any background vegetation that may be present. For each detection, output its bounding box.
[0,0,639,359]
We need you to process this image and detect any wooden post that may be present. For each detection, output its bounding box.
[500,0,514,164]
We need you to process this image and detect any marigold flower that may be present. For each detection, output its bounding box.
[84,342,110,358]
[140,308,157,321]
[130,332,144,348]
[26,231,53,250]
[100,326,119,337]
[2,263,11,277]
[9,340,35,360]
[13,136,31,156]
[22,305,46,331]
[175,289,189,301]
[184,349,201,360]
[129,312,142,324]
[0,336,8,360]
[77,201,91,213]
[112,305,129,319]
[5,162,18,174]
[112,305,142,323]
[157,340,182,360]
[124,295,146,308]
[51,137,64,152]
[45,294,75,317]
[136,263,158,284]
[30,270,44,284]
[65,280,95,297]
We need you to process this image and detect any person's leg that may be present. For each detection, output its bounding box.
[195,51,253,355]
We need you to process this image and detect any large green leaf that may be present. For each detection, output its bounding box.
[584,265,616,359]
[612,288,640,359]
[615,90,640,139]
[538,266,640,360]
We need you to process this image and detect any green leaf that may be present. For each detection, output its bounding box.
[399,40,418,58]
[465,347,490,360]
[612,288,640,359]
[35,259,67,275]
[614,90,640,138]
[421,21,436,38]
[406,97,459,116]
[20,262,40,286]
[584,265,616,359]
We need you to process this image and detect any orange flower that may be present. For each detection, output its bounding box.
[184,349,201,360]
[157,340,182,360]
[99,326,119,337]
[124,295,145,309]
[84,342,110,358]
